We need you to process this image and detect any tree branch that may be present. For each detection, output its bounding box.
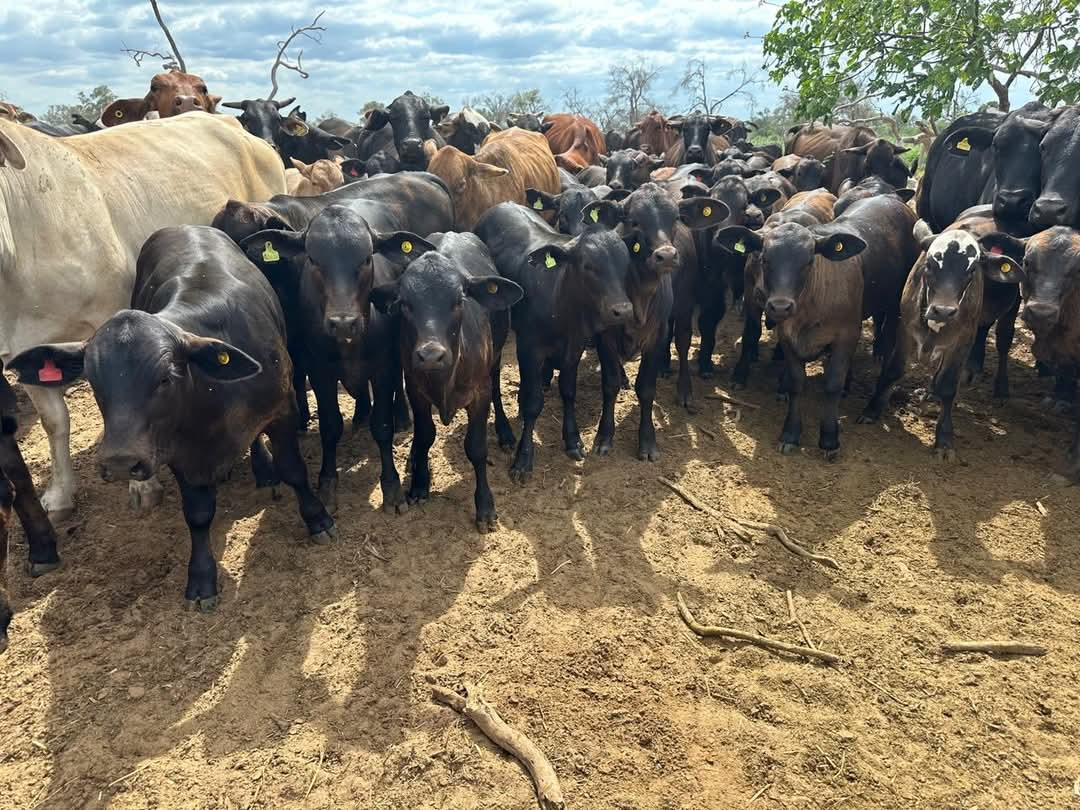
[269,11,326,100]
[121,42,178,70]
[149,0,185,73]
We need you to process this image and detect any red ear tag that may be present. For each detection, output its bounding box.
[39,358,63,383]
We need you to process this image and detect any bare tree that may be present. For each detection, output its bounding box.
[122,0,187,72]
[268,11,327,100]
[606,60,659,128]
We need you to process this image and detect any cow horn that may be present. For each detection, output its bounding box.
[221,100,246,109]
[274,97,297,109]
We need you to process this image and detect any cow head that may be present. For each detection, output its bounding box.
[709,176,781,231]
[917,230,994,329]
[437,108,491,156]
[289,157,345,195]
[601,149,664,192]
[980,227,1080,332]
[220,97,296,143]
[528,186,609,237]
[714,222,866,321]
[104,70,220,126]
[791,158,826,191]
[510,111,544,132]
[843,138,909,181]
[365,91,449,170]
[371,251,522,375]
[669,113,733,164]
[8,312,260,483]
[1029,107,1077,228]
[241,205,428,342]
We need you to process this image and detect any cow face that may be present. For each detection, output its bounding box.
[670,113,733,164]
[511,112,543,132]
[918,231,984,328]
[844,138,909,181]
[366,91,449,170]
[1031,107,1078,228]
[981,227,1080,332]
[527,187,602,237]
[438,109,491,155]
[792,158,826,192]
[9,312,260,483]
[603,149,663,191]
[220,97,296,143]
[371,254,522,374]
[242,206,428,341]
[710,176,780,230]
[102,70,220,126]
[714,223,866,321]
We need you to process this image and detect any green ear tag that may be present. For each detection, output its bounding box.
[262,241,280,262]
[734,240,746,254]
[533,198,544,210]
[956,137,971,153]
[590,207,599,223]
[544,252,556,269]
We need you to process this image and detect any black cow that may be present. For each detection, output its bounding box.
[1028,105,1080,229]
[601,149,663,191]
[10,227,335,609]
[509,112,544,132]
[363,91,449,171]
[834,175,916,217]
[223,98,352,167]
[369,233,522,530]
[475,203,634,481]
[663,113,735,166]
[239,204,427,514]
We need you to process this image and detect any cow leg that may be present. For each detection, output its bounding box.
[674,309,695,411]
[264,414,336,541]
[559,353,585,460]
[0,416,59,575]
[778,349,805,453]
[176,475,219,611]
[992,296,1020,401]
[372,363,406,514]
[491,352,515,451]
[1069,404,1080,478]
[351,381,371,430]
[249,436,279,490]
[405,390,435,506]
[0,473,12,653]
[24,385,76,520]
[541,358,556,392]
[310,370,344,512]
[510,343,543,484]
[732,303,763,388]
[465,398,497,533]
[1052,373,1077,413]
[393,376,411,433]
[292,365,310,430]
[932,363,962,462]
[965,323,991,383]
[859,321,906,423]
[697,298,725,379]
[658,317,674,378]
[819,344,854,460]
[592,337,623,457]
[636,335,664,462]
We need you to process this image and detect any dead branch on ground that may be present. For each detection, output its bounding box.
[942,641,1047,657]
[432,683,565,810]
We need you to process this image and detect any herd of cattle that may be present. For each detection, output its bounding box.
[0,69,1078,652]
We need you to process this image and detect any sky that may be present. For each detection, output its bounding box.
[0,0,782,121]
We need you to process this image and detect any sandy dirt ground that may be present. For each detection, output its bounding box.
[1,316,1078,810]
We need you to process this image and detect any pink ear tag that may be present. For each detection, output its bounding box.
[39,358,63,383]
[990,245,1003,255]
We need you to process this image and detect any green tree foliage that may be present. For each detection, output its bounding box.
[41,85,117,125]
[764,0,1080,120]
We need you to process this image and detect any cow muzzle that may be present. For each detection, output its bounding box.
[925,303,959,331]
[1030,195,1070,227]
[1023,301,1061,330]
[414,341,451,372]
[98,454,155,483]
[326,314,362,341]
[649,245,679,271]
[685,145,705,161]
[602,299,634,327]
[765,296,797,321]
[173,95,204,114]
[994,189,1034,220]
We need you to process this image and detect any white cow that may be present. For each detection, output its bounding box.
[0,112,286,519]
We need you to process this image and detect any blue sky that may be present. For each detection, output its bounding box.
[1,0,782,120]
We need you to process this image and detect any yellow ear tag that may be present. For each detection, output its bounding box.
[217,351,230,366]
[702,205,712,217]
[544,252,556,269]
[633,242,641,253]
[835,241,844,252]
[956,137,971,153]
[401,240,413,254]
[262,241,280,262]
[486,281,499,294]
[734,240,746,254]
[1000,262,1011,273]
[590,207,600,223]
[533,198,544,210]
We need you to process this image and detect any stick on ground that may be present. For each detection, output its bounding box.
[942,641,1047,657]
[705,391,761,410]
[785,589,816,650]
[432,684,565,810]
[657,477,840,570]
[677,593,841,664]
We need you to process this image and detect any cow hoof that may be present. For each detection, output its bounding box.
[638,445,661,462]
[936,448,957,463]
[28,560,61,577]
[593,437,614,457]
[406,489,430,506]
[1052,399,1073,415]
[129,478,164,513]
[823,448,840,462]
[476,513,498,534]
[185,594,219,612]
[566,445,586,462]
[310,525,338,545]
[855,413,878,425]
[508,467,532,486]
[778,442,799,455]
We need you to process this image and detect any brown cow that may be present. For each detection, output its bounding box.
[541,114,606,171]
[285,157,345,197]
[101,70,221,126]
[427,127,560,230]
[787,124,875,192]
[627,110,678,156]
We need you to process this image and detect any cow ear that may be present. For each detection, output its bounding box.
[181,333,262,382]
[979,232,1027,282]
[221,100,247,110]
[328,135,351,151]
[598,154,609,166]
[679,197,730,230]
[892,144,909,155]
[710,117,733,136]
[714,226,763,255]
[650,157,664,170]
[582,199,623,229]
[430,105,450,123]
[289,157,311,174]
[539,121,555,134]
[895,187,916,203]
[527,244,572,271]
[978,231,1027,261]
[282,117,309,137]
[465,275,524,311]
[815,232,867,261]
[752,187,783,208]
[526,188,560,212]
[369,281,402,315]
[679,183,707,199]
[365,108,389,130]
[207,95,222,112]
[8,343,86,387]
[274,97,296,110]
[0,128,25,170]
[240,229,306,287]
[340,158,366,179]
[842,142,871,155]
[472,162,509,180]
[944,127,993,156]
[373,231,435,265]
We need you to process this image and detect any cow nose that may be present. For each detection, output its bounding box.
[1023,301,1060,327]
[609,301,633,323]
[401,138,423,155]
[173,95,201,113]
[686,146,704,160]
[415,342,449,370]
[766,297,796,320]
[609,178,623,190]
[926,303,958,322]
[651,245,678,267]
[994,189,1034,218]
[1030,196,1069,226]
[99,456,153,483]
[327,314,359,338]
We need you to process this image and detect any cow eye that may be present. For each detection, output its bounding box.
[158,373,173,389]
[198,85,208,94]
